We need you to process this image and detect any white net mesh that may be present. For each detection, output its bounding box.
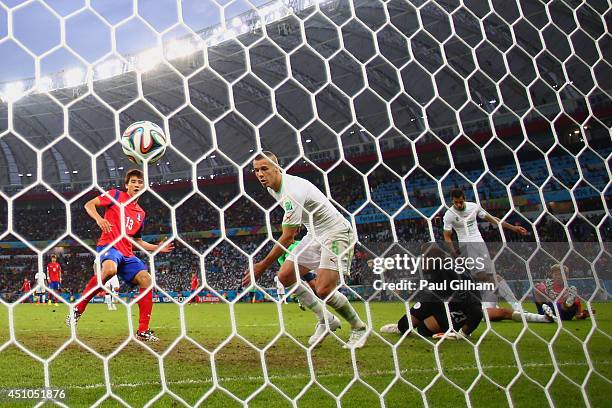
[0,0,610,406]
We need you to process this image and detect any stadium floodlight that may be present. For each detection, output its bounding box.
[136,48,164,72]
[165,39,195,60]
[64,67,84,87]
[96,59,123,80]
[2,81,25,102]
[37,76,53,92]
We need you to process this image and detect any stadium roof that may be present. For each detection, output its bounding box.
[0,0,609,194]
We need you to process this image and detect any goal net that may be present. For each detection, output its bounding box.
[0,0,609,407]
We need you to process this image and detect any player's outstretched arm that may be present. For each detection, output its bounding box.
[134,237,174,253]
[84,197,112,233]
[242,225,298,286]
[483,214,529,235]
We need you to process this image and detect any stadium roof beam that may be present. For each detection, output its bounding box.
[0,140,22,186]
[50,147,72,184]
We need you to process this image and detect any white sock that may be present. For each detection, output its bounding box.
[512,311,549,323]
[497,279,519,309]
[326,291,365,329]
[293,283,331,323]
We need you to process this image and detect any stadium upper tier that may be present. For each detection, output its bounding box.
[0,0,609,192]
[351,152,610,219]
[4,151,609,250]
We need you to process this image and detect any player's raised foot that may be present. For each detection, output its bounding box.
[542,304,558,322]
[564,286,578,308]
[308,315,341,346]
[65,310,82,327]
[343,326,369,349]
[136,330,159,342]
[379,323,401,334]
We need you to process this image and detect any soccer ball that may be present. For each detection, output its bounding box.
[121,121,168,164]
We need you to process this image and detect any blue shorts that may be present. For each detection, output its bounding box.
[97,246,147,283]
[555,302,578,321]
[49,281,60,291]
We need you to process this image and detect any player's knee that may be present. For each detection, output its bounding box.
[277,269,292,287]
[278,263,299,287]
[101,263,117,278]
[137,272,152,288]
[315,283,333,299]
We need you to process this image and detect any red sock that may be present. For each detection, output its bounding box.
[138,288,153,333]
[75,275,101,314]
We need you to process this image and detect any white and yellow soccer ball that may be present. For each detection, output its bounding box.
[121,121,168,164]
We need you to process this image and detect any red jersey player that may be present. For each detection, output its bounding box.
[47,254,62,305]
[190,272,199,304]
[534,264,589,320]
[66,169,174,342]
[20,278,31,303]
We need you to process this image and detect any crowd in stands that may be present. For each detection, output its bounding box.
[1,151,609,301]
[1,209,606,301]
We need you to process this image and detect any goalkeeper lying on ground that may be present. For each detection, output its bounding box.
[380,243,483,339]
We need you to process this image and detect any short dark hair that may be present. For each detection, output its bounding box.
[450,188,465,199]
[124,169,144,186]
[253,150,279,165]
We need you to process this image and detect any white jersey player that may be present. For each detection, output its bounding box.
[105,275,120,311]
[243,151,368,348]
[274,276,287,304]
[34,271,47,304]
[442,189,554,324]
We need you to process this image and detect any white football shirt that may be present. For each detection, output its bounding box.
[443,201,487,243]
[267,174,351,238]
[34,271,46,288]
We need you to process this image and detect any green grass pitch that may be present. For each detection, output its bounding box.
[0,301,609,407]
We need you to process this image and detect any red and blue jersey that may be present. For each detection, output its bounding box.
[21,279,31,292]
[96,189,146,257]
[47,262,61,282]
[535,280,580,307]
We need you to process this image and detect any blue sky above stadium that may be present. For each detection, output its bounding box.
[0,0,263,83]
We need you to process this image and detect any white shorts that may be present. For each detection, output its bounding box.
[286,228,354,275]
[277,288,286,295]
[462,242,495,276]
